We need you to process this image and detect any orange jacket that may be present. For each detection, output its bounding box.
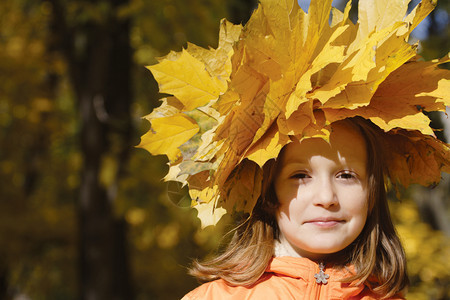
[182,256,405,299]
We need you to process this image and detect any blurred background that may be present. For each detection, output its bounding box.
[0,0,448,299]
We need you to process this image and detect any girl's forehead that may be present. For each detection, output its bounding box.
[279,122,367,168]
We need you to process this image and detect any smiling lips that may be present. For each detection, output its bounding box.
[304,218,345,228]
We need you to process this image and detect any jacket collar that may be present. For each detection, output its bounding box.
[266,256,367,298]
[267,256,356,281]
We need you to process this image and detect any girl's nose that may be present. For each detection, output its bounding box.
[312,177,338,208]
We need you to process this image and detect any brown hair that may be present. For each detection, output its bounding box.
[189,117,408,298]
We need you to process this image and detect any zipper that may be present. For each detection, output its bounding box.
[313,262,329,299]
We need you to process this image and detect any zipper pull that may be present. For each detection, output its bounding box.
[314,262,330,284]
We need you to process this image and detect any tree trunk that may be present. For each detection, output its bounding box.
[77,13,133,300]
[0,264,8,300]
[48,0,133,299]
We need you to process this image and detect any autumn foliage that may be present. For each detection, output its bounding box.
[139,0,450,227]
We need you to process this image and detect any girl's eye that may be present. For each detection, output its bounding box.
[291,173,311,179]
[337,171,356,180]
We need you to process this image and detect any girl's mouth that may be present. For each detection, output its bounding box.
[304,218,345,228]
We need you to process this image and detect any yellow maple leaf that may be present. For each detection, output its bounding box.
[186,20,241,80]
[148,50,224,111]
[383,130,450,187]
[370,113,433,136]
[403,0,436,34]
[278,106,311,136]
[221,160,263,214]
[193,200,227,229]
[245,122,291,168]
[138,113,199,161]
[163,164,187,183]
[212,90,240,115]
[330,0,352,27]
[357,0,409,38]
[146,97,185,119]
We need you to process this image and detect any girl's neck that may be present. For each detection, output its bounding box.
[274,234,350,266]
[274,233,328,261]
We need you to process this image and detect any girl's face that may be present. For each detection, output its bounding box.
[274,122,368,260]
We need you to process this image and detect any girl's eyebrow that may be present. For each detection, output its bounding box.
[281,157,366,171]
[280,152,310,164]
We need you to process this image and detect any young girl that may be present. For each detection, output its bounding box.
[183,118,408,299]
[139,0,450,298]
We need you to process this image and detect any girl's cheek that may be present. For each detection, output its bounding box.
[276,188,299,206]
